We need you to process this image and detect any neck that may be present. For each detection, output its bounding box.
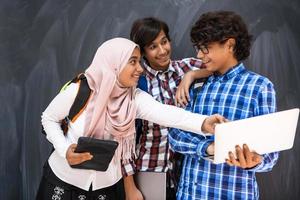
[151,64,169,72]
[217,59,239,75]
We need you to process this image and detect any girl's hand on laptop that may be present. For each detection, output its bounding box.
[201,114,227,134]
[225,144,262,169]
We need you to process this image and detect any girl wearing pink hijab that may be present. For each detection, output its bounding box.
[38,38,224,200]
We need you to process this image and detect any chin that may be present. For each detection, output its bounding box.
[131,81,139,87]
[205,67,214,72]
[159,61,170,70]
[203,62,214,71]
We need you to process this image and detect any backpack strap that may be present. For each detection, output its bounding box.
[61,73,92,135]
[68,74,92,122]
[135,75,148,144]
[137,75,148,92]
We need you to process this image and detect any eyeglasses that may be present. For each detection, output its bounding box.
[193,44,209,54]
[193,38,229,54]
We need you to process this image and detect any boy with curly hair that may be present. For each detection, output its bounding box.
[169,11,279,200]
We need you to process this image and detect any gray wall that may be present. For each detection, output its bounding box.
[0,0,299,199]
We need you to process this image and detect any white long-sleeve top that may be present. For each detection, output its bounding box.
[41,83,206,191]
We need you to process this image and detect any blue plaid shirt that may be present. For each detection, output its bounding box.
[169,63,279,200]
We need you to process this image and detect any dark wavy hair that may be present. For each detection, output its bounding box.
[190,11,252,61]
[130,17,170,54]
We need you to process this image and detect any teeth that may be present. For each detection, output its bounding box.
[158,56,168,61]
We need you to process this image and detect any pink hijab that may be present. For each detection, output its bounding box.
[84,38,138,163]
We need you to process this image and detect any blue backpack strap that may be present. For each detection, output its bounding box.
[135,75,148,144]
[137,75,148,92]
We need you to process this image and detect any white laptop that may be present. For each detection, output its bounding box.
[212,108,299,164]
[134,171,166,200]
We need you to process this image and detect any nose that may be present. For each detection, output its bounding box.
[136,62,144,73]
[158,44,167,55]
[197,50,204,59]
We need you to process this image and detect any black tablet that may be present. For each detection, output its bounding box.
[71,137,119,171]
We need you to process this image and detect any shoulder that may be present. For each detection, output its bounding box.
[134,88,160,116]
[242,70,275,96]
[245,70,274,87]
[135,88,151,100]
[61,82,80,95]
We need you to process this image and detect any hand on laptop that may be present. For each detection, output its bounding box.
[206,142,215,156]
[225,144,262,169]
[201,114,228,134]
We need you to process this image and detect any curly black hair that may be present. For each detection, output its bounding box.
[191,11,252,61]
[130,17,170,54]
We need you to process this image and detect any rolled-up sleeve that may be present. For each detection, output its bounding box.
[169,128,214,158]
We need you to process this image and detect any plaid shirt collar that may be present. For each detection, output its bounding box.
[208,62,246,83]
[143,60,176,79]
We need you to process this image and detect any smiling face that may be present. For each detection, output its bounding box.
[118,47,143,87]
[143,30,171,71]
[196,38,238,75]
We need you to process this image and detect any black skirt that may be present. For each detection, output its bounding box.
[36,162,125,200]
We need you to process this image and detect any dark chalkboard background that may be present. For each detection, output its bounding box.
[0,0,299,199]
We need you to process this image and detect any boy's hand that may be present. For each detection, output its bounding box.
[66,144,93,165]
[125,186,143,200]
[124,175,144,200]
[175,69,212,108]
[206,142,215,155]
[226,144,262,169]
[201,114,227,134]
[175,71,195,107]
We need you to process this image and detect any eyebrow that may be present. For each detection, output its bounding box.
[148,36,168,46]
[129,56,139,60]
